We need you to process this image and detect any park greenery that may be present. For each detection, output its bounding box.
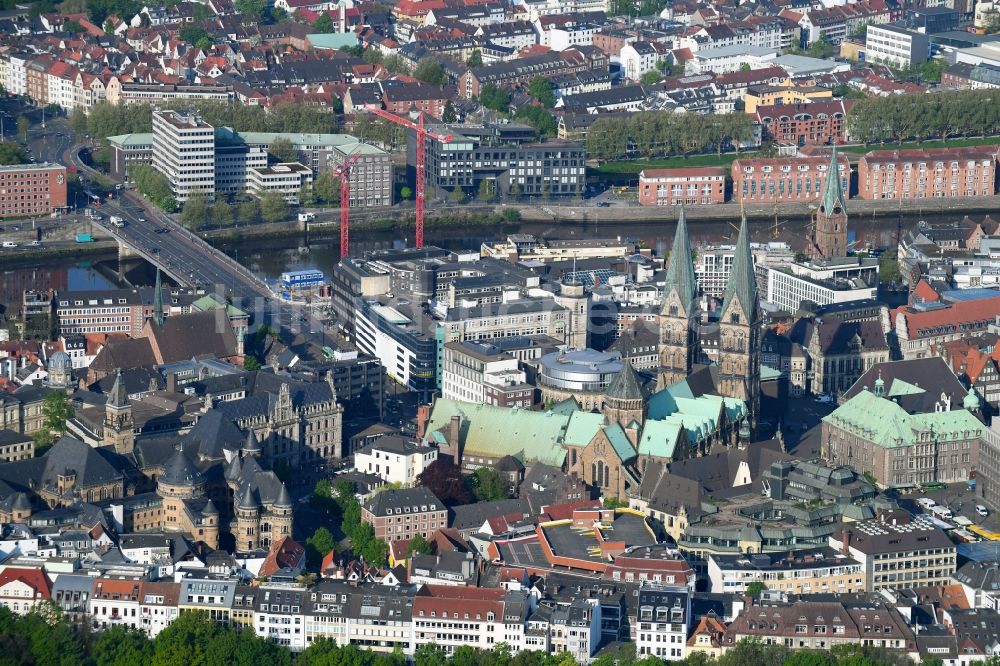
[847,89,1000,145]
[413,458,512,506]
[0,605,963,666]
[585,112,756,161]
[131,164,178,213]
[85,100,339,145]
[311,479,389,565]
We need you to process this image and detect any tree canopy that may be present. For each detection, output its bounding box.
[847,89,1000,144]
[414,56,447,85]
[586,112,755,161]
[479,84,511,113]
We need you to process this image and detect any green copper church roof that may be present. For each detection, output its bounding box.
[820,146,848,216]
[425,399,571,467]
[663,208,697,310]
[822,388,983,450]
[721,214,758,319]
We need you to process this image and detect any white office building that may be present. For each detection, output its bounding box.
[765,256,879,313]
[152,109,215,203]
[865,23,929,68]
[353,435,438,486]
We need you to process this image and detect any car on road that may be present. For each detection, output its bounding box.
[978,504,989,517]
[2,241,17,248]
[26,240,41,247]
[596,201,611,207]
[155,227,169,234]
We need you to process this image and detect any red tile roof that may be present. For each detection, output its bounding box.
[0,568,52,599]
[893,296,1000,338]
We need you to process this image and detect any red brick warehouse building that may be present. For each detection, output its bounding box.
[731,154,851,204]
[638,167,727,206]
[856,146,999,199]
[0,163,68,218]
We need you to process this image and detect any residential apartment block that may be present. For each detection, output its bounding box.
[361,487,447,542]
[764,257,879,314]
[708,547,865,595]
[637,167,727,206]
[441,340,532,407]
[857,146,998,200]
[751,100,853,147]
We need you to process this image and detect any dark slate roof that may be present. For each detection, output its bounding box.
[605,359,647,402]
[812,316,888,354]
[840,357,968,414]
[149,310,239,363]
[160,448,203,486]
[449,498,531,532]
[89,338,157,376]
[182,409,246,460]
[364,486,444,517]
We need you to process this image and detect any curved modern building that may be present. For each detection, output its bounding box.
[539,348,622,408]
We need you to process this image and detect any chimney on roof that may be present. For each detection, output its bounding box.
[841,529,851,556]
[166,372,177,394]
[450,414,461,465]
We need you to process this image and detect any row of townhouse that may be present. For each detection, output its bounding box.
[2,566,641,661]
[0,49,233,114]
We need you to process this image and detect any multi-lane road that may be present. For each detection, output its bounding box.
[97,193,268,297]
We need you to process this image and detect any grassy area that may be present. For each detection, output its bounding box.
[590,135,1000,176]
[591,152,753,175]
[838,135,1000,155]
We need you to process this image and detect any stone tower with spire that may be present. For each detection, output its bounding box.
[658,209,699,390]
[603,359,646,430]
[235,484,261,552]
[152,266,165,326]
[270,482,294,547]
[553,255,590,350]
[103,369,135,453]
[717,216,762,435]
[811,147,848,260]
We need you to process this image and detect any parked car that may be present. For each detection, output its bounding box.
[977,504,989,517]
[2,241,17,248]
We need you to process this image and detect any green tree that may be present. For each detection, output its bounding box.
[243,355,262,370]
[414,56,446,85]
[640,69,662,84]
[400,185,413,200]
[362,48,384,65]
[479,83,511,112]
[180,192,209,229]
[58,0,87,13]
[608,0,636,16]
[603,496,629,509]
[471,467,509,501]
[407,534,432,556]
[306,526,336,565]
[268,137,299,163]
[745,581,766,598]
[448,186,465,203]
[476,178,495,202]
[313,171,340,204]
[259,191,288,223]
[179,24,210,45]
[414,643,447,666]
[103,18,115,34]
[527,76,556,108]
[442,100,457,123]
[235,0,265,20]
[312,12,335,33]
[211,199,233,227]
[237,199,258,224]
[467,49,482,67]
[514,105,557,138]
[68,107,88,136]
[16,115,29,142]
[879,255,902,283]
[0,142,27,165]
[42,391,73,435]
[63,19,84,31]
[920,58,947,82]
[383,54,410,75]
[93,625,154,666]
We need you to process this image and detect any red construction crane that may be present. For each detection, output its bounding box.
[369,109,452,249]
[335,149,365,260]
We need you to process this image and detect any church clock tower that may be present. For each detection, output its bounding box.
[658,209,699,390]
